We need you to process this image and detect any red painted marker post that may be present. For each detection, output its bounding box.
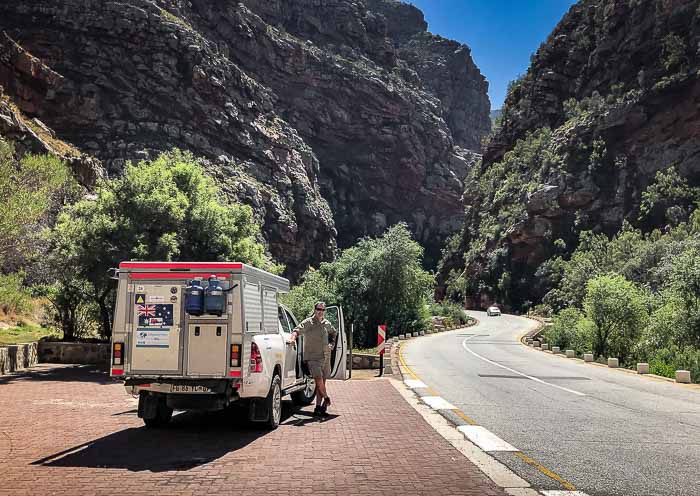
[378,324,386,377]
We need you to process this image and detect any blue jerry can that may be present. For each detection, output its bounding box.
[203,275,225,316]
[185,279,204,316]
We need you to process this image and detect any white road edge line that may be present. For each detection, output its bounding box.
[457,425,518,452]
[461,337,587,397]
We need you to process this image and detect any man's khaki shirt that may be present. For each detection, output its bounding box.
[294,316,338,361]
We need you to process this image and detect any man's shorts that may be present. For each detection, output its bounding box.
[306,358,331,379]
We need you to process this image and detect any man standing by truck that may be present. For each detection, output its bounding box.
[289,301,337,417]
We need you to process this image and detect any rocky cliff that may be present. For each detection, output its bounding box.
[439,0,700,308]
[0,0,490,276]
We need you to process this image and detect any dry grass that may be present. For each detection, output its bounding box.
[2,95,82,158]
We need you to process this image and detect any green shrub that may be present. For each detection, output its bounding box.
[0,139,71,268]
[0,272,32,316]
[546,308,582,350]
[584,274,649,360]
[648,346,700,382]
[429,301,468,325]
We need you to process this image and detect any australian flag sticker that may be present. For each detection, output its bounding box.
[138,304,174,327]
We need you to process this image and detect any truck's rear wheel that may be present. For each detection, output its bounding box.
[266,375,282,430]
[291,376,316,406]
[140,393,173,428]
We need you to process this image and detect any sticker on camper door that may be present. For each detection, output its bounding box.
[135,328,170,348]
[135,294,146,304]
[137,304,174,327]
[147,295,165,303]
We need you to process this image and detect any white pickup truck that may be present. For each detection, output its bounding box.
[110,262,347,429]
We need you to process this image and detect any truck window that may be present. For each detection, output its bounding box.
[284,309,298,329]
[278,306,292,333]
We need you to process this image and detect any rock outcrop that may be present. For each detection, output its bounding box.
[0,0,491,276]
[439,0,700,307]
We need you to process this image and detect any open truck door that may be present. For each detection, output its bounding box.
[324,305,348,380]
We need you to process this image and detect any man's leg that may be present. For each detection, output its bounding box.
[316,376,327,406]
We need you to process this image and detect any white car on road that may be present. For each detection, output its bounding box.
[486,306,501,316]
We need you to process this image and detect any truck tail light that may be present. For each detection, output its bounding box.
[112,342,124,366]
[230,344,241,367]
[249,342,263,373]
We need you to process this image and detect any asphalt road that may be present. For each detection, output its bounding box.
[402,311,700,496]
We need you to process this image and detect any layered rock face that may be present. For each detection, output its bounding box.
[0,0,490,275]
[440,0,700,307]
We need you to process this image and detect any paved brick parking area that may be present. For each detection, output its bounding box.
[0,365,505,495]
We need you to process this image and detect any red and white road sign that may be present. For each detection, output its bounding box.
[378,324,386,355]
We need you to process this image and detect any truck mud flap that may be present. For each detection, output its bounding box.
[247,398,270,422]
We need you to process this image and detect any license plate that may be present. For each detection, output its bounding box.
[170,385,212,393]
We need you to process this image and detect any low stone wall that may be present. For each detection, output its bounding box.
[349,352,383,370]
[0,342,39,375]
[38,342,110,366]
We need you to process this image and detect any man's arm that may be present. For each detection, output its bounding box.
[290,318,309,342]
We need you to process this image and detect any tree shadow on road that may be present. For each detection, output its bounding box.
[32,401,339,471]
[0,364,115,386]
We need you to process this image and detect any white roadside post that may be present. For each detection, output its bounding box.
[676,370,691,383]
[377,324,386,377]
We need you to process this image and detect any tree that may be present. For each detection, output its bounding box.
[0,139,71,270]
[283,224,434,347]
[583,274,649,359]
[49,150,276,337]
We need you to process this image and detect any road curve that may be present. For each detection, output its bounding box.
[401,311,700,496]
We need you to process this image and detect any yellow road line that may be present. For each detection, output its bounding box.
[399,335,577,491]
[515,452,577,491]
[398,343,418,380]
[454,410,478,425]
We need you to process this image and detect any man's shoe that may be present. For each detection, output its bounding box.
[313,405,323,417]
[319,404,330,417]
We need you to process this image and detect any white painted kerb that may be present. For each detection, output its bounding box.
[541,491,590,496]
[421,396,456,410]
[457,425,518,452]
[404,379,427,389]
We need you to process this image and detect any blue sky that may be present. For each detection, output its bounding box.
[407,0,577,110]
